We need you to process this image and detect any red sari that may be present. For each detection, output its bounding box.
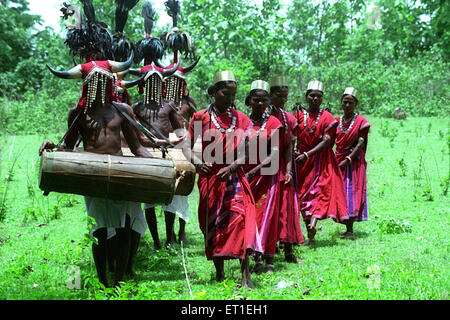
[272,108,304,244]
[294,109,349,222]
[243,115,283,256]
[335,115,370,222]
[188,108,261,260]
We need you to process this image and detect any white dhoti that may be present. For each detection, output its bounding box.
[84,196,128,236]
[84,197,147,239]
[144,195,190,222]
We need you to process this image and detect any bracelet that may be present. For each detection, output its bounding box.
[303,152,310,160]
[346,156,352,164]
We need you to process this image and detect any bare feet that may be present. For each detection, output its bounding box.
[339,231,355,240]
[285,253,305,263]
[216,271,225,282]
[252,261,264,274]
[241,276,254,289]
[263,264,274,274]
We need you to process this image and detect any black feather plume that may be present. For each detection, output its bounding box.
[164,0,180,27]
[80,0,96,23]
[142,2,156,35]
[134,38,164,64]
[63,1,114,61]
[115,0,140,33]
[113,0,140,61]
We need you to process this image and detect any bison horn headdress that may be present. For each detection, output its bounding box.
[47,0,134,113]
[130,2,179,107]
[157,0,200,107]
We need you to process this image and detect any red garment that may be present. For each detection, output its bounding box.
[77,60,114,111]
[243,115,283,255]
[188,108,261,260]
[138,65,165,95]
[272,108,304,244]
[335,115,370,221]
[294,109,349,222]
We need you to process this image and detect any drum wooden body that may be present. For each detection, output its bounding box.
[121,147,196,196]
[39,151,176,205]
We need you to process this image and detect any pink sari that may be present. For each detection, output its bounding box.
[188,108,261,260]
[272,108,304,244]
[335,115,370,221]
[294,109,349,222]
[243,115,283,256]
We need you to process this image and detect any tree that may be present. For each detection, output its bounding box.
[0,0,41,73]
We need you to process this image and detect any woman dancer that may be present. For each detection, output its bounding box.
[244,80,283,273]
[269,76,304,262]
[183,71,261,288]
[294,81,349,245]
[335,88,370,239]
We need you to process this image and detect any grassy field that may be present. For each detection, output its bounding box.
[0,116,448,300]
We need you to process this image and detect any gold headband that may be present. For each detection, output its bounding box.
[343,87,359,100]
[250,80,270,93]
[213,70,236,85]
[270,76,288,88]
[307,80,324,92]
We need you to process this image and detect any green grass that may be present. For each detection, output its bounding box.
[0,117,448,300]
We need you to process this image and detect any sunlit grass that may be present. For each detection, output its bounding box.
[0,117,448,300]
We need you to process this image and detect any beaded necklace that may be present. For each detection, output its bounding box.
[304,109,323,133]
[339,113,358,134]
[211,105,237,133]
[251,112,269,136]
[270,105,288,128]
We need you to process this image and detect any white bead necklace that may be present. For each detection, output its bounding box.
[304,109,323,133]
[251,112,269,136]
[270,105,288,128]
[339,113,358,134]
[211,105,237,133]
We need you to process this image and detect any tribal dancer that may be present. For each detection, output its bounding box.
[294,81,349,245]
[152,0,201,245]
[269,76,304,261]
[183,71,261,289]
[335,88,370,239]
[243,81,283,274]
[40,0,153,287]
[127,2,185,249]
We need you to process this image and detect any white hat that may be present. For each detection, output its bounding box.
[307,80,324,92]
[250,80,270,93]
[343,87,359,100]
[213,70,236,85]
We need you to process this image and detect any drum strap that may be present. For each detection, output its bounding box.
[111,102,168,158]
[134,112,175,148]
[57,107,83,149]
[106,155,112,196]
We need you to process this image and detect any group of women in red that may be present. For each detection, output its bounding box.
[183,71,370,289]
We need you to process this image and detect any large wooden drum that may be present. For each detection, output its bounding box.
[121,147,196,196]
[39,151,176,205]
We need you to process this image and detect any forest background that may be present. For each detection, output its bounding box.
[0,0,449,301]
[0,0,449,135]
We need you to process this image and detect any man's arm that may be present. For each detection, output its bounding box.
[39,106,81,155]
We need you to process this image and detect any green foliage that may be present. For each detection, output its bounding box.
[375,216,412,234]
[0,0,448,134]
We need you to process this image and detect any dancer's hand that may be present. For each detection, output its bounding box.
[217,164,237,181]
[284,172,293,185]
[196,162,212,174]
